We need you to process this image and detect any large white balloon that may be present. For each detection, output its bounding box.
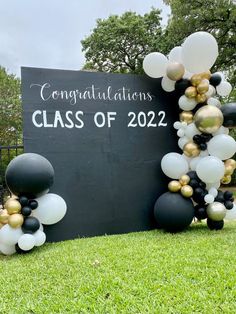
[178,95,197,111]
[18,234,35,251]
[185,123,201,139]
[161,76,175,92]
[196,156,225,183]
[0,243,16,255]
[33,230,46,247]
[161,153,189,179]
[0,225,23,246]
[208,134,236,160]
[168,46,183,63]
[143,52,168,78]
[206,181,221,190]
[182,32,218,73]
[213,126,229,136]
[216,81,232,97]
[225,204,236,220]
[33,193,67,225]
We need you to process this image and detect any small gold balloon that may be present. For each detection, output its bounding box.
[194,105,223,134]
[183,142,200,158]
[179,175,190,186]
[8,214,24,228]
[207,202,226,221]
[181,185,193,198]
[191,74,202,87]
[225,159,236,170]
[197,80,209,94]
[200,70,211,80]
[179,111,193,124]
[196,93,207,104]
[0,209,9,224]
[166,62,185,81]
[221,175,231,185]
[224,165,234,176]
[168,180,182,192]
[185,86,197,98]
[4,198,21,215]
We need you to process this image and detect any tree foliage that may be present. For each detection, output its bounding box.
[0,67,21,146]
[81,9,163,74]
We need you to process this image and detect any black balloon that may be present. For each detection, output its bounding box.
[175,79,191,94]
[22,217,40,234]
[19,196,29,206]
[209,73,222,87]
[21,206,32,216]
[215,190,225,203]
[224,191,233,201]
[5,153,54,196]
[199,143,207,151]
[154,192,194,232]
[187,171,199,181]
[189,179,199,189]
[221,103,236,128]
[29,200,38,210]
[207,218,224,230]
[194,205,207,220]
[225,201,234,210]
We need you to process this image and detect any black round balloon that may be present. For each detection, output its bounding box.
[187,171,199,181]
[221,103,236,128]
[5,153,54,196]
[194,205,207,220]
[175,79,191,94]
[189,179,199,189]
[22,217,40,234]
[21,206,32,216]
[207,218,224,230]
[154,192,194,232]
[19,196,29,207]
[225,201,234,210]
[209,73,222,87]
[199,143,207,151]
[198,181,206,189]
[29,200,38,210]
[224,191,233,201]
[215,190,225,203]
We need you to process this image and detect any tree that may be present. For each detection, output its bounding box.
[81,9,163,74]
[0,67,21,146]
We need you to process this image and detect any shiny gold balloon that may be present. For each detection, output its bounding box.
[224,165,234,176]
[4,198,21,215]
[8,214,24,228]
[179,175,190,186]
[200,71,211,80]
[191,74,202,87]
[181,185,193,198]
[197,80,209,94]
[196,93,207,104]
[185,86,197,98]
[0,209,9,224]
[168,180,182,192]
[225,159,236,170]
[166,62,185,81]
[207,202,226,221]
[221,175,231,185]
[194,105,223,134]
[179,111,193,124]
[183,142,200,158]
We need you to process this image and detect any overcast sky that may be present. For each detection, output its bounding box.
[0,0,170,77]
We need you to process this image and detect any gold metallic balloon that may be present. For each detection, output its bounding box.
[8,214,24,228]
[168,180,182,192]
[207,202,226,221]
[179,175,190,186]
[225,159,236,170]
[200,71,211,80]
[0,209,9,224]
[179,111,193,124]
[194,105,223,134]
[224,165,234,176]
[183,142,200,158]
[4,198,21,215]
[221,175,231,185]
[191,74,202,87]
[166,62,185,81]
[197,80,209,94]
[185,86,197,98]
[196,93,207,104]
[181,185,193,198]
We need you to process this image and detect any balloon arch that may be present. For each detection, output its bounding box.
[143,31,236,232]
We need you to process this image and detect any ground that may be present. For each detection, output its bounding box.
[1,221,236,314]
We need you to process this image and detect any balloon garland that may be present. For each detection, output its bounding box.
[0,153,67,255]
[143,31,236,232]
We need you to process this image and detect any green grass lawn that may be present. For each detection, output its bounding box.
[1,222,236,314]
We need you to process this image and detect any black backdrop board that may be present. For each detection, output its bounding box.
[21,67,179,242]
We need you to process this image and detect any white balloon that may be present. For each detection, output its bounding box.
[204,194,215,204]
[182,31,218,73]
[161,153,189,179]
[161,76,175,92]
[0,225,23,246]
[183,71,193,80]
[213,126,229,136]
[178,95,197,111]
[143,52,168,78]
[205,85,216,98]
[39,223,44,231]
[18,234,35,251]
[177,128,185,137]
[33,230,46,247]
[185,123,201,139]
[196,156,225,183]
[207,97,221,108]
[208,134,236,160]
[190,156,202,171]
[225,204,236,220]
[0,243,16,255]
[33,193,67,225]
[216,81,232,97]
[178,136,189,149]
[200,150,209,157]
[173,121,182,130]
[208,187,218,197]
[182,154,192,163]
[206,181,221,190]
[168,46,183,63]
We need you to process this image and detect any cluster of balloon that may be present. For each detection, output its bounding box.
[0,153,67,255]
[143,31,236,232]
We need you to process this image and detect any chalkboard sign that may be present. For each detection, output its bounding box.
[21,67,179,241]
